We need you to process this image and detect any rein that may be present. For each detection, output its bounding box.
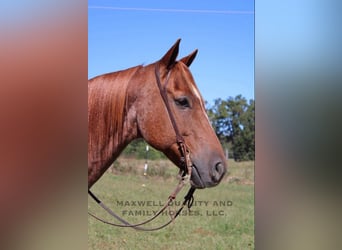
[88,62,195,231]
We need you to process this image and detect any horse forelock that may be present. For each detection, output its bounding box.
[174,63,210,124]
[174,63,205,107]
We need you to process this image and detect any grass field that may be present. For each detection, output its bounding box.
[88,159,254,250]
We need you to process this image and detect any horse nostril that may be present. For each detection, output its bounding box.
[211,162,226,182]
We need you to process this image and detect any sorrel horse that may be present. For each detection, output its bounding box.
[88,39,227,190]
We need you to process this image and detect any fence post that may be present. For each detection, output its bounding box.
[144,145,149,176]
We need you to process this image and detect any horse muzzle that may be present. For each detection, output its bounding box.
[190,161,226,189]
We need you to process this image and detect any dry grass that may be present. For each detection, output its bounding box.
[110,157,254,185]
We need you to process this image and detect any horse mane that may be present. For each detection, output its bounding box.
[88,66,142,161]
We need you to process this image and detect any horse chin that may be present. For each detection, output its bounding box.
[190,165,206,189]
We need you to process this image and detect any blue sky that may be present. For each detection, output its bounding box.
[88,0,254,104]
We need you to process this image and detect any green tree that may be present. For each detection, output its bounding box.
[208,95,255,161]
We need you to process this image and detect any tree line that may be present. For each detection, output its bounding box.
[123,94,255,162]
[207,95,255,161]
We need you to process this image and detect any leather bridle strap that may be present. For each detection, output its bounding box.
[88,186,195,231]
[154,62,192,177]
[154,62,183,144]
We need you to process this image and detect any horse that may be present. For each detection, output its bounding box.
[88,39,227,190]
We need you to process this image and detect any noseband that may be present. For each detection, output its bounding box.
[88,62,196,231]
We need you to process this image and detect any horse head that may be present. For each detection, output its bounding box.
[131,39,227,188]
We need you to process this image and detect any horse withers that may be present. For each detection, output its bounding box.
[88,39,227,189]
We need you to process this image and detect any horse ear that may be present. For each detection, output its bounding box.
[180,49,198,67]
[160,39,181,69]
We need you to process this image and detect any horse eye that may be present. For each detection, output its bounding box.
[175,97,190,108]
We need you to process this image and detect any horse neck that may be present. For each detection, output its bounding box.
[88,66,142,173]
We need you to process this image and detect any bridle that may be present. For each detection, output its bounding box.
[154,61,193,180]
[88,62,196,231]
